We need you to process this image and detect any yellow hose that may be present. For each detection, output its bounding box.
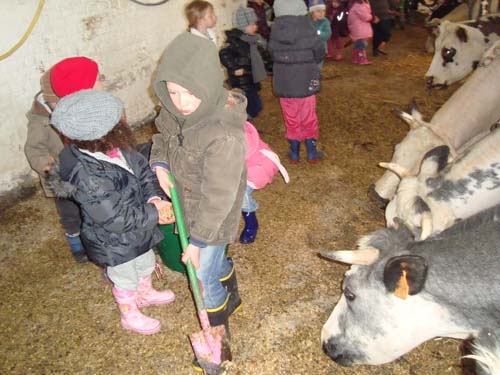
[0,0,45,61]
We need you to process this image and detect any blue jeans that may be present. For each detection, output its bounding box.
[241,185,259,213]
[197,245,232,309]
[353,39,368,51]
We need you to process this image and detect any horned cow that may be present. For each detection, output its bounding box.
[381,126,500,240]
[371,45,500,204]
[321,205,500,372]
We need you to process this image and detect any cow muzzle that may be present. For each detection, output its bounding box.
[322,338,355,366]
[425,76,448,90]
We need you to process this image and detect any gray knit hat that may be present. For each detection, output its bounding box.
[233,6,258,32]
[273,0,308,17]
[51,89,123,141]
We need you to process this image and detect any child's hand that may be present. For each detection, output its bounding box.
[234,69,245,76]
[151,199,175,224]
[181,244,200,269]
[372,15,380,24]
[155,167,173,198]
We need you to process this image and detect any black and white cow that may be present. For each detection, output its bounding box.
[425,17,500,89]
[381,127,500,240]
[371,48,500,204]
[320,205,500,372]
[424,2,469,53]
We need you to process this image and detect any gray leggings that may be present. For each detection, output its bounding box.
[107,249,156,291]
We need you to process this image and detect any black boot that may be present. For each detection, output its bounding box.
[220,257,242,317]
[207,297,231,340]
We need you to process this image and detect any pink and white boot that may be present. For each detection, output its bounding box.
[112,287,161,335]
[136,275,176,308]
[358,50,373,65]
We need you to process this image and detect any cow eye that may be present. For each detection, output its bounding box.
[344,287,356,302]
[441,47,456,63]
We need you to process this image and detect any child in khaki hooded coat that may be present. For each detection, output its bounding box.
[150,32,246,341]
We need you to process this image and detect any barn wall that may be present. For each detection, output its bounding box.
[0,0,244,202]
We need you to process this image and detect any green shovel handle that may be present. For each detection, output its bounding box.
[168,172,205,312]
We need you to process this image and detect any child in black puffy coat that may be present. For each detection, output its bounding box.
[219,6,271,120]
[50,89,176,336]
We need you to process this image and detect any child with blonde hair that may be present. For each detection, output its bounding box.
[185,0,218,45]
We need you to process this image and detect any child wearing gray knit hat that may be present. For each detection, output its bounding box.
[51,89,123,141]
[220,6,271,120]
[233,6,258,32]
[49,88,177,336]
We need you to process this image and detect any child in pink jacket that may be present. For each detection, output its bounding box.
[240,122,289,244]
[348,0,374,65]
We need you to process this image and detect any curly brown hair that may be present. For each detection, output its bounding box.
[71,121,137,153]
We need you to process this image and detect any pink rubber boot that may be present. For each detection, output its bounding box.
[136,275,176,308]
[112,287,161,335]
[358,50,373,65]
[351,49,359,64]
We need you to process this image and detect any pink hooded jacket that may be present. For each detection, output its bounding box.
[348,1,373,41]
[245,122,289,190]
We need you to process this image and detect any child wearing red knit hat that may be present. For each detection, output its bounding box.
[24,56,105,263]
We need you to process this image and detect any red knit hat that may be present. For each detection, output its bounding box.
[50,57,99,98]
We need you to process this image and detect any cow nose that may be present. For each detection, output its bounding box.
[322,338,337,358]
[425,76,434,88]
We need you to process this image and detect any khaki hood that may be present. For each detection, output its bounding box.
[154,32,228,127]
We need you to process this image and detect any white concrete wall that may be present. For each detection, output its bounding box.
[0,0,244,196]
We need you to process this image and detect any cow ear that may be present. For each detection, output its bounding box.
[383,255,428,300]
[419,145,450,176]
[430,24,440,37]
[456,27,469,43]
[425,19,440,36]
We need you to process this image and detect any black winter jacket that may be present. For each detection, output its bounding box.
[269,15,325,98]
[55,144,164,267]
[220,29,270,92]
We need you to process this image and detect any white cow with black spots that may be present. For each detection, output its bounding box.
[381,126,500,240]
[425,17,500,89]
[371,45,500,204]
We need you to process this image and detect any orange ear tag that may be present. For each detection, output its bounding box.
[394,269,410,300]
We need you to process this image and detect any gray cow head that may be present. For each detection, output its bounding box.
[320,230,467,366]
[425,21,496,89]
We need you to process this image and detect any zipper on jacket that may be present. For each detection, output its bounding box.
[175,117,185,147]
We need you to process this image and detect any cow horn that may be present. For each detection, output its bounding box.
[394,109,421,129]
[419,211,433,240]
[321,248,380,265]
[379,162,411,179]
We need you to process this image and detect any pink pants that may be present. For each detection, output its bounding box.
[279,96,319,141]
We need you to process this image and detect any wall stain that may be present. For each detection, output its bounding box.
[82,16,103,41]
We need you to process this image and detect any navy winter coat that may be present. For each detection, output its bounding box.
[269,15,325,98]
[57,144,164,267]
